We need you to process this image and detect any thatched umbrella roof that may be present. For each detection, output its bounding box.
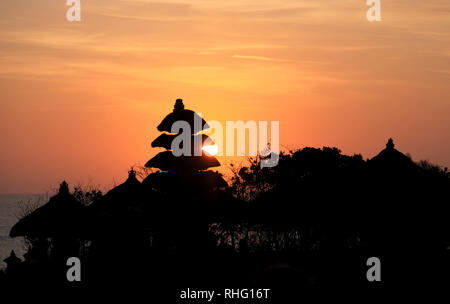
[9,181,85,238]
[103,168,141,196]
[157,99,209,134]
[369,138,418,172]
[151,133,215,155]
[4,250,21,266]
[85,169,152,237]
[143,170,227,191]
[145,151,220,171]
[89,168,143,213]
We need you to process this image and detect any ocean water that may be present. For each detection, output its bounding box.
[0,194,43,269]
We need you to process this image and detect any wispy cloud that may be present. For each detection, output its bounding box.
[232,55,293,62]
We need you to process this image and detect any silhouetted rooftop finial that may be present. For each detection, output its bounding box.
[128,167,136,178]
[174,99,184,112]
[59,181,69,194]
[4,250,21,265]
[386,138,395,150]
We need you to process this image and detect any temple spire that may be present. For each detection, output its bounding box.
[128,167,136,179]
[59,181,69,194]
[174,98,185,112]
[386,138,395,150]
[4,250,21,273]
[146,99,220,171]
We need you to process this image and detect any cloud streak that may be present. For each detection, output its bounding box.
[232,55,294,62]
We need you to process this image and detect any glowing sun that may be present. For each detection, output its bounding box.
[202,144,218,156]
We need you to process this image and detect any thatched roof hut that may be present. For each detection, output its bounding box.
[89,168,143,214]
[9,181,85,238]
[369,138,418,173]
[4,250,21,267]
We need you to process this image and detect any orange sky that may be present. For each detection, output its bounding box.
[0,0,449,193]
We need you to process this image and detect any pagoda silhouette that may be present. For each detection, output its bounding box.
[143,99,226,193]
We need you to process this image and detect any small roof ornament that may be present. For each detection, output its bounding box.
[386,138,395,150]
[174,99,185,112]
[123,166,140,185]
[128,167,136,178]
[4,250,21,265]
[59,181,69,194]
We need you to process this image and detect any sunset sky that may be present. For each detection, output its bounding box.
[0,0,449,193]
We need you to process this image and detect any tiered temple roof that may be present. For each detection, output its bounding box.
[146,99,220,172]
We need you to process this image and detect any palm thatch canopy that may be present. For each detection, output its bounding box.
[89,168,143,213]
[369,138,418,172]
[4,250,21,266]
[145,151,220,171]
[143,170,227,191]
[104,168,141,196]
[157,99,209,134]
[151,133,215,155]
[85,169,154,237]
[9,181,85,238]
